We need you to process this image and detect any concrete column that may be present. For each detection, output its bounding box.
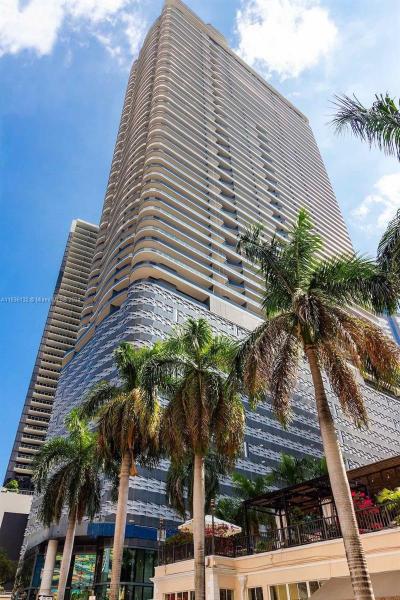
[205,559,219,600]
[38,539,58,596]
[238,575,247,600]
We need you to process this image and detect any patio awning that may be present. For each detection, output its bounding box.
[178,516,242,537]
[310,571,400,599]
[244,454,400,514]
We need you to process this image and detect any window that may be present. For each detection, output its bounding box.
[165,592,194,600]
[220,590,233,600]
[270,586,287,600]
[269,582,323,600]
[288,583,307,600]
[308,582,321,594]
[249,588,264,600]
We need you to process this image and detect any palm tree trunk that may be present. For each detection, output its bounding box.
[57,511,77,600]
[38,539,58,596]
[110,451,131,600]
[193,453,205,600]
[305,345,375,600]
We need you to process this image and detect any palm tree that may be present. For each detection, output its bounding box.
[235,208,400,600]
[377,208,400,275]
[266,453,328,488]
[332,94,400,279]
[33,410,103,600]
[216,472,271,532]
[79,342,161,600]
[166,450,230,519]
[332,93,400,160]
[142,318,245,600]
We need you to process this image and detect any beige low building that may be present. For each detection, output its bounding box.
[153,528,400,600]
[153,457,400,600]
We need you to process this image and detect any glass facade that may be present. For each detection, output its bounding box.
[20,547,156,600]
[95,547,156,600]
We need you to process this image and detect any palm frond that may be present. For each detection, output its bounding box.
[332,93,400,160]
[166,460,188,518]
[141,354,189,401]
[318,342,368,426]
[32,437,75,491]
[281,208,322,288]
[266,453,327,487]
[154,318,245,470]
[38,468,70,526]
[232,315,293,403]
[161,391,191,460]
[114,342,158,390]
[353,319,400,386]
[213,388,245,463]
[269,330,300,426]
[310,254,399,314]
[238,225,293,309]
[378,208,400,273]
[232,472,270,498]
[33,411,104,527]
[78,380,119,420]
[203,335,237,372]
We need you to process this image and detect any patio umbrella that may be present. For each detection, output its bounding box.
[178,515,242,537]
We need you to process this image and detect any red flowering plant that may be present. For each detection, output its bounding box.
[351,489,382,532]
[204,523,234,537]
[204,523,240,556]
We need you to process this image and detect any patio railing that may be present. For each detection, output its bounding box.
[159,505,398,564]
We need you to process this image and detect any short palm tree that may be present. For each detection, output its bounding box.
[142,318,245,600]
[332,93,400,160]
[216,472,271,532]
[79,342,161,600]
[235,209,400,600]
[33,410,102,600]
[166,450,230,519]
[266,453,328,488]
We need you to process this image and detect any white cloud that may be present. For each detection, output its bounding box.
[0,0,146,60]
[121,12,147,57]
[235,0,338,80]
[67,0,128,22]
[352,173,400,231]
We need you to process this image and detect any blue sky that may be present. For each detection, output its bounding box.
[1,0,400,481]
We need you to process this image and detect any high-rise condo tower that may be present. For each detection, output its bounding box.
[21,3,400,598]
[5,220,98,488]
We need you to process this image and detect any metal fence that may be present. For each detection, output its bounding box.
[159,505,398,564]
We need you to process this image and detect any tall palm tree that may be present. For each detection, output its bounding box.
[266,453,328,488]
[166,450,230,519]
[332,94,400,279]
[142,318,245,600]
[33,410,103,600]
[235,209,400,600]
[79,342,161,600]
[377,208,400,275]
[332,93,400,160]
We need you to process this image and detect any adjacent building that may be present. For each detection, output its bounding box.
[4,219,98,489]
[18,1,400,598]
[154,457,400,600]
